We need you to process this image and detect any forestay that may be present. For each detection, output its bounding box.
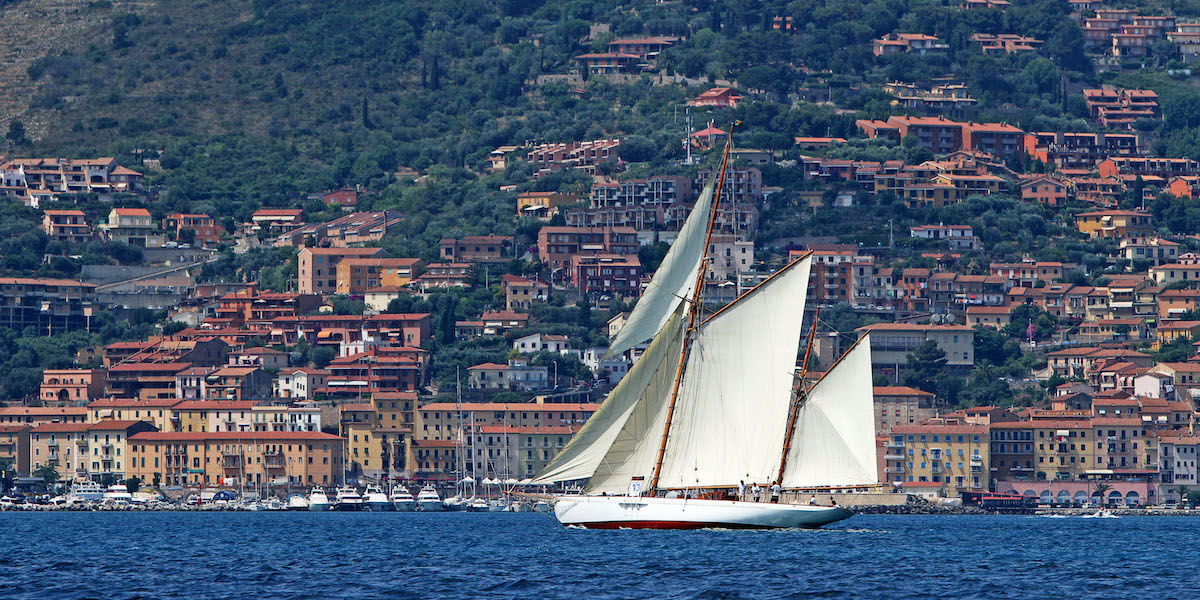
[781,336,878,489]
[605,179,716,358]
[655,256,813,489]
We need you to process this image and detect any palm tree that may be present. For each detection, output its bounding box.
[1176,486,1191,504]
[32,464,59,485]
[1092,482,1111,506]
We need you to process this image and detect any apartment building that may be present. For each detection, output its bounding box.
[128,430,346,487]
[873,386,939,435]
[1024,131,1141,169]
[873,33,945,55]
[856,323,975,369]
[501,274,549,311]
[41,210,93,243]
[40,369,107,405]
[335,258,425,294]
[1074,209,1153,238]
[537,226,639,271]
[0,425,31,475]
[276,210,405,248]
[0,277,98,335]
[438,236,513,263]
[163,213,224,246]
[887,424,990,495]
[296,247,387,295]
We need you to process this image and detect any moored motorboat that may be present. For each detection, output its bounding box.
[467,497,489,512]
[67,480,105,504]
[287,495,309,511]
[416,485,443,511]
[103,484,133,505]
[307,488,331,512]
[333,486,364,511]
[390,488,416,512]
[363,485,392,511]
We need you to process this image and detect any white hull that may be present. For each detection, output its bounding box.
[553,495,853,529]
[392,499,417,512]
[308,501,331,512]
[417,499,443,512]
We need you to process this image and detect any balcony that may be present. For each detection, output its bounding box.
[886,467,905,474]
[931,466,943,474]
[885,441,904,449]
[884,454,906,461]
[221,457,242,469]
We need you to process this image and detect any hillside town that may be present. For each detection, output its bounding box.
[9,0,1200,512]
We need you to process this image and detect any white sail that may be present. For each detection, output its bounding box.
[781,336,878,489]
[605,179,716,358]
[531,305,686,488]
[655,256,812,489]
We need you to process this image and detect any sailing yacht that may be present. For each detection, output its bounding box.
[532,140,878,529]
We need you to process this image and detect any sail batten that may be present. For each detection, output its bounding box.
[605,180,716,358]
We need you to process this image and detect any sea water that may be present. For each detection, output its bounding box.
[0,512,1193,599]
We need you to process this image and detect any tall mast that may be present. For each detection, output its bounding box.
[777,301,818,485]
[649,127,734,492]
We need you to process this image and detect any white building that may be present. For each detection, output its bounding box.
[1159,436,1200,503]
[1133,371,1174,399]
[467,359,550,391]
[705,235,755,281]
[274,368,329,400]
[513,333,572,355]
[581,347,631,384]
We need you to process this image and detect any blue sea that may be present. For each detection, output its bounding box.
[0,512,1193,599]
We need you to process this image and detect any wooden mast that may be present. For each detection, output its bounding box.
[776,304,819,485]
[649,127,734,492]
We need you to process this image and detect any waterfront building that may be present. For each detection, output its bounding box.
[128,431,346,487]
[888,424,990,496]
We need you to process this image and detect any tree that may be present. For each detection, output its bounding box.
[901,340,947,392]
[125,476,142,493]
[4,120,27,146]
[33,464,59,485]
[1092,482,1111,505]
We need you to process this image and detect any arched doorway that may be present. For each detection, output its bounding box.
[1107,491,1122,506]
[1125,491,1140,507]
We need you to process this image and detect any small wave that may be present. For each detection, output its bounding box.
[483,578,540,592]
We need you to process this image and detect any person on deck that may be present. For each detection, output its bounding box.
[770,483,781,504]
[751,483,761,503]
[737,480,746,501]
[809,495,817,505]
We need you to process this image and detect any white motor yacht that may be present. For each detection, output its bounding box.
[103,484,133,504]
[467,498,489,512]
[390,488,416,512]
[416,485,443,511]
[363,485,392,511]
[286,495,310,511]
[67,480,106,504]
[307,488,332,512]
[333,486,364,511]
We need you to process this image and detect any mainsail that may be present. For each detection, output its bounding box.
[654,255,812,489]
[780,336,879,488]
[605,178,716,358]
[530,305,686,490]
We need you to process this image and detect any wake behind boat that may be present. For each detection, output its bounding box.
[531,136,878,530]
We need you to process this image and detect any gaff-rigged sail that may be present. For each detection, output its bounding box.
[781,336,878,489]
[654,255,813,489]
[604,179,716,358]
[530,305,686,489]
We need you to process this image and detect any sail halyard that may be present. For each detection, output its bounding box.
[648,136,733,492]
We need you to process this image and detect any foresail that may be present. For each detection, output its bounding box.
[655,255,812,489]
[605,179,715,358]
[781,335,878,489]
[584,306,686,494]
[531,305,686,486]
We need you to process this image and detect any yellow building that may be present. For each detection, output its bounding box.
[128,431,346,488]
[1029,419,1094,480]
[335,258,425,295]
[516,191,576,219]
[339,391,417,481]
[889,424,990,496]
[1074,209,1153,239]
[87,398,181,431]
[31,420,157,481]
